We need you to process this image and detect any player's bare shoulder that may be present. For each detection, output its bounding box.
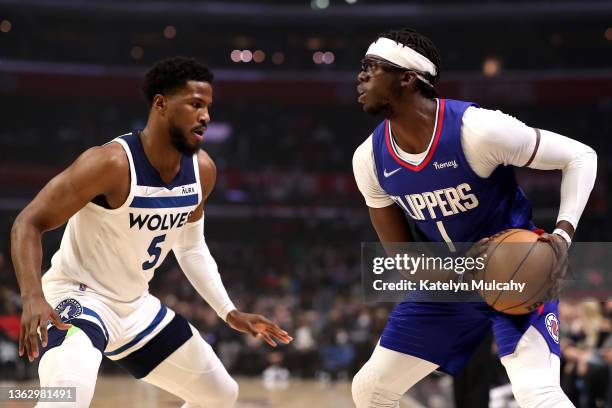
[94,142,129,175]
[196,149,217,200]
[72,142,129,176]
[68,141,131,208]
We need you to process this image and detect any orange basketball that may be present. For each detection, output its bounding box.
[474,229,556,315]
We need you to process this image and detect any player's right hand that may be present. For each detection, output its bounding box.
[537,232,570,301]
[466,237,490,259]
[19,295,71,362]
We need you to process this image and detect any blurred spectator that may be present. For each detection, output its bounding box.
[560,299,611,407]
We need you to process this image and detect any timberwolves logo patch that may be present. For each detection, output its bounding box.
[55,298,83,322]
[545,313,560,344]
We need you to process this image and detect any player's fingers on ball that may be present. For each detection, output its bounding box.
[475,237,489,247]
[475,244,489,256]
[537,233,552,242]
[467,240,487,257]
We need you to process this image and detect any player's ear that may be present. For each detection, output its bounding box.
[399,71,418,91]
[152,94,166,111]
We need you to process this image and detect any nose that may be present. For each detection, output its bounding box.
[357,70,368,82]
[199,109,210,125]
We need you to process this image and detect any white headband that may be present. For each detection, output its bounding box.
[365,37,437,86]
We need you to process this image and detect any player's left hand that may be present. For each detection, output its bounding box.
[537,232,570,300]
[226,310,293,347]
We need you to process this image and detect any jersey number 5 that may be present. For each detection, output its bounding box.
[142,234,166,270]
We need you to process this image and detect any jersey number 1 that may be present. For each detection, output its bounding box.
[436,221,456,252]
[142,234,166,270]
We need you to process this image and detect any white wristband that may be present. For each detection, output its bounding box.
[552,228,572,246]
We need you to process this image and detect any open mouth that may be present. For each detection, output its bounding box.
[357,90,366,102]
[192,127,206,139]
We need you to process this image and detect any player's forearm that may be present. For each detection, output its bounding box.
[10,216,45,298]
[369,206,413,243]
[173,219,236,320]
[528,130,597,233]
[175,246,236,320]
[555,149,597,234]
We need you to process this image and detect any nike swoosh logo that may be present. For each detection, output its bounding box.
[383,168,402,178]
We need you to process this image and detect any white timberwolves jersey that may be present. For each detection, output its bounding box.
[43,132,202,302]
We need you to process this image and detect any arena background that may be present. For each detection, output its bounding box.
[0,1,611,407]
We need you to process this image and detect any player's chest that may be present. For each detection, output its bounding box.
[126,208,196,233]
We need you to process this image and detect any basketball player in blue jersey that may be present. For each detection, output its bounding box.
[351,29,597,407]
[11,57,292,407]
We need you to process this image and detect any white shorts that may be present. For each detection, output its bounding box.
[43,280,176,361]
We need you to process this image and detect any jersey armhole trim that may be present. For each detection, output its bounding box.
[523,128,541,167]
[192,153,203,206]
[86,138,136,213]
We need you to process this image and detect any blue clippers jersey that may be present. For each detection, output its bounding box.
[372,99,534,243]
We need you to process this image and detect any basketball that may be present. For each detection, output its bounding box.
[475,229,556,315]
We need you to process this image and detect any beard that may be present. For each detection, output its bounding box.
[364,99,395,117]
[363,102,386,116]
[169,121,200,155]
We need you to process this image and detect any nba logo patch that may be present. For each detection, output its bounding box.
[545,313,560,344]
[55,298,83,323]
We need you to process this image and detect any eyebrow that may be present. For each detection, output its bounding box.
[189,96,211,105]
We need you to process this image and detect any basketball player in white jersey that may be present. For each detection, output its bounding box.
[11,57,292,407]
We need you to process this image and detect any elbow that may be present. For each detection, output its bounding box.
[565,148,597,170]
[10,213,28,255]
[589,148,597,165]
[11,210,42,241]
[11,212,26,240]
[577,149,598,190]
[584,148,598,177]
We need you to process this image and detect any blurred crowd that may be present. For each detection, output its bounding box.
[560,299,612,408]
[0,216,611,406]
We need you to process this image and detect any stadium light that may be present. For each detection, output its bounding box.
[311,0,329,9]
[230,50,241,63]
[253,50,266,63]
[241,50,253,63]
[323,51,335,64]
[130,46,144,60]
[271,52,285,65]
[163,25,177,39]
[0,20,12,33]
[483,57,501,76]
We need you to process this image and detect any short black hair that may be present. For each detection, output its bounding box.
[142,57,214,104]
[378,28,441,99]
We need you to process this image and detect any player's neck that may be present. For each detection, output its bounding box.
[388,96,437,154]
[139,126,182,182]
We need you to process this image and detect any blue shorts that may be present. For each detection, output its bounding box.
[380,300,560,375]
